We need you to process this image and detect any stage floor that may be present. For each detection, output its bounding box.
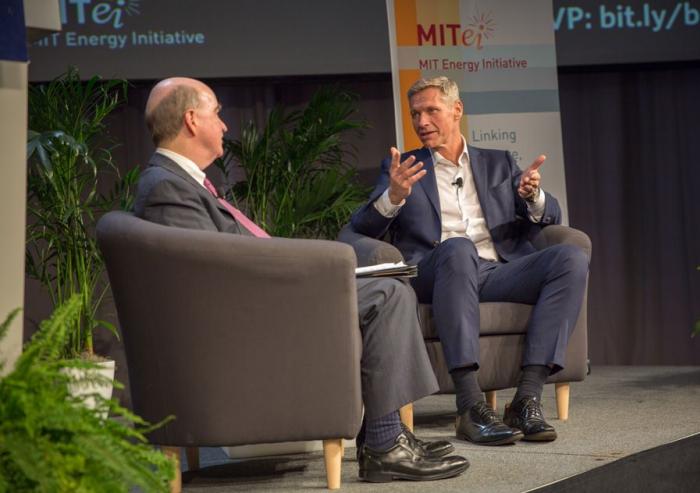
[183,366,700,492]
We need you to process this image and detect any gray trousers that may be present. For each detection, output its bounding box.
[356,278,439,419]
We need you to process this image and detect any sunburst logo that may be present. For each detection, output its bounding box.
[117,0,141,17]
[467,11,496,41]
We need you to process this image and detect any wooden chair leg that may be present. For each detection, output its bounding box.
[399,403,414,432]
[185,446,199,471]
[555,382,570,421]
[485,391,497,411]
[323,439,342,490]
[162,446,181,493]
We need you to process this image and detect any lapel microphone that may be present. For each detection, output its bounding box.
[452,177,464,188]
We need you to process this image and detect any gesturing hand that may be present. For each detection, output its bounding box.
[388,147,426,205]
[518,154,545,202]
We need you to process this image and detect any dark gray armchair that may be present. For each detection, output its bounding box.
[97,211,363,491]
[338,224,591,422]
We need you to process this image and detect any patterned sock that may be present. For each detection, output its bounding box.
[364,411,402,452]
[513,365,551,402]
[451,365,484,415]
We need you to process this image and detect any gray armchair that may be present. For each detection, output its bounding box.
[338,224,591,421]
[97,211,363,491]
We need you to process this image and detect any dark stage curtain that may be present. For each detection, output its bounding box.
[109,75,396,188]
[559,64,700,365]
[27,67,700,393]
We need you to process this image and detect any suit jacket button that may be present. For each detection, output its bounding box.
[433,240,440,247]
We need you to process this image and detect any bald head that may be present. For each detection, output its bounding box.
[145,77,213,147]
[144,77,228,168]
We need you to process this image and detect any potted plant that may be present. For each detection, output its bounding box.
[215,86,369,240]
[0,297,175,492]
[25,68,138,389]
[214,87,370,459]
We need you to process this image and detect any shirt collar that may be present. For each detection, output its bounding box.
[156,148,207,187]
[430,136,470,168]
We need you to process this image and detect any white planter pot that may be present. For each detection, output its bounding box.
[63,359,116,417]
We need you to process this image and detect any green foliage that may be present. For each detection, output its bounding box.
[0,297,175,493]
[26,67,139,357]
[215,87,369,239]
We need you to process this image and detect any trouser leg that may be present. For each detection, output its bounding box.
[411,238,482,370]
[356,278,438,419]
[479,244,589,372]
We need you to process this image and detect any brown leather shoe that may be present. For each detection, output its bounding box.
[456,401,523,445]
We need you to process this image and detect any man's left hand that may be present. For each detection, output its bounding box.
[518,155,545,201]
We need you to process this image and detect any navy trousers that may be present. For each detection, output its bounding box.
[411,237,589,373]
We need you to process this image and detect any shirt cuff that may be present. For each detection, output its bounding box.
[373,189,404,218]
[527,188,546,222]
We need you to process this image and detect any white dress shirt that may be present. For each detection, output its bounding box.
[156,148,207,189]
[374,138,546,261]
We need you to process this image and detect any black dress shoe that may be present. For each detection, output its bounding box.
[456,401,523,445]
[401,423,455,458]
[356,425,455,461]
[359,431,469,482]
[503,396,557,442]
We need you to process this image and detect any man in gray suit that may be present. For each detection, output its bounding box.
[133,77,468,483]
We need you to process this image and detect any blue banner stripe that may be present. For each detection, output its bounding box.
[462,90,560,115]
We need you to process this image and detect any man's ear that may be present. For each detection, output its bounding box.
[454,100,464,120]
[183,109,197,136]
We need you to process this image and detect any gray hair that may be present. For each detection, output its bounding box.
[407,76,460,105]
[145,85,202,146]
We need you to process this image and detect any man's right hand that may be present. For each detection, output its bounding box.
[388,147,426,205]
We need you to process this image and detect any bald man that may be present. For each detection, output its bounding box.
[132,77,469,483]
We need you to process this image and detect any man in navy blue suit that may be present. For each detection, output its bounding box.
[352,76,589,445]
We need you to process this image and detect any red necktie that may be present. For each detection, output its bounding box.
[203,178,271,238]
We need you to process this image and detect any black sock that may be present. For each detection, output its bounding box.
[450,365,484,415]
[513,365,551,402]
[364,411,402,452]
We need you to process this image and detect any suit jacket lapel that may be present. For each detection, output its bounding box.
[415,147,441,220]
[467,145,489,207]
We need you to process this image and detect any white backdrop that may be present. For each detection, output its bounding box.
[387,0,569,223]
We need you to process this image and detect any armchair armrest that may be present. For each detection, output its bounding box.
[531,225,592,259]
[337,225,404,267]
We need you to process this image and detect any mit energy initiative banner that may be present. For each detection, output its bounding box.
[387,0,570,222]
